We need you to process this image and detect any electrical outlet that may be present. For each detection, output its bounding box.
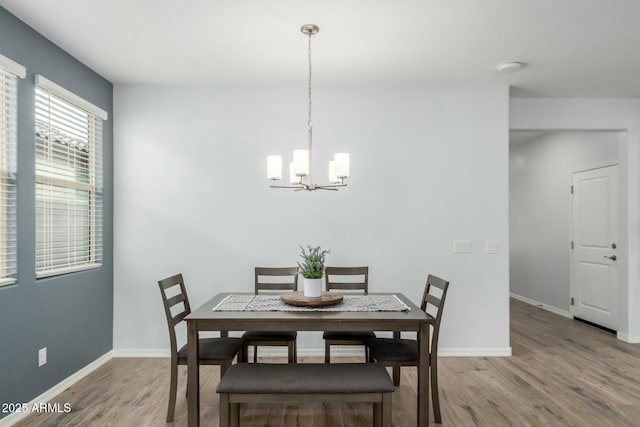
[38,347,47,367]
[453,240,472,253]
[485,240,499,254]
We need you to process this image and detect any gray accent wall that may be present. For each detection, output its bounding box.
[0,7,113,416]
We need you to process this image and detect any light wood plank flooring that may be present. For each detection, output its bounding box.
[14,299,640,426]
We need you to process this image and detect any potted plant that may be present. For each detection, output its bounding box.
[297,245,330,298]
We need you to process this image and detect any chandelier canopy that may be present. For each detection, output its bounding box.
[267,24,350,191]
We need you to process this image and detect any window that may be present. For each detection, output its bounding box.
[35,75,107,277]
[0,54,23,286]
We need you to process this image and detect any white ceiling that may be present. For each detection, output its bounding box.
[2,0,640,97]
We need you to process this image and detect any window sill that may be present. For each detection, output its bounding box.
[0,277,17,287]
[36,263,102,279]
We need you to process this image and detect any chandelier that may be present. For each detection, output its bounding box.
[267,24,350,191]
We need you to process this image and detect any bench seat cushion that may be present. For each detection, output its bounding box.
[217,363,394,394]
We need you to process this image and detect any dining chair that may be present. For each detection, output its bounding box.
[366,274,450,423]
[322,266,375,363]
[157,273,244,423]
[241,267,298,363]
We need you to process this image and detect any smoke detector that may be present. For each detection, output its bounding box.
[496,61,525,73]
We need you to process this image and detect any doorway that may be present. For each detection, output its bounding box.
[509,130,624,332]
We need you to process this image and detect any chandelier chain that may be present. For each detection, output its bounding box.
[307,32,312,131]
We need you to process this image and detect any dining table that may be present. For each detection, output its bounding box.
[185,292,433,426]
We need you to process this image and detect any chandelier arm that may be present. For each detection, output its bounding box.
[316,184,347,189]
[270,185,306,189]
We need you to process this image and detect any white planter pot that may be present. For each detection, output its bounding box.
[303,278,323,298]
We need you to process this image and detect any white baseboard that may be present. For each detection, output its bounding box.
[510,292,573,319]
[112,348,170,358]
[0,351,113,427]
[439,347,512,357]
[617,332,640,344]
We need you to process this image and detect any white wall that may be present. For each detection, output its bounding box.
[509,131,621,313]
[113,84,511,354]
[511,98,640,343]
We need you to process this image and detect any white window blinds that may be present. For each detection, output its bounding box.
[0,56,21,286]
[35,75,104,277]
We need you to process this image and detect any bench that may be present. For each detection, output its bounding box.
[216,363,395,427]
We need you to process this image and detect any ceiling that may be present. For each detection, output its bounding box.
[2,0,640,97]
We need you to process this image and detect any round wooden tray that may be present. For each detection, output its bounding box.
[281,291,344,307]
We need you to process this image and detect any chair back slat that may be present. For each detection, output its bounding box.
[325,266,369,294]
[256,267,298,276]
[166,293,186,308]
[172,310,189,326]
[258,282,298,290]
[420,274,450,356]
[425,294,441,308]
[255,267,299,294]
[157,273,192,359]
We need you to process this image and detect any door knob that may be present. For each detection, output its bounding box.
[604,255,617,261]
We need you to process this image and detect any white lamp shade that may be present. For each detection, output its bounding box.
[293,149,309,176]
[328,161,339,183]
[267,155,282,180]
[334,153,350,178]
[289,162,301,184]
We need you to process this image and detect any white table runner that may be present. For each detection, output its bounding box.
[212,294,410,312]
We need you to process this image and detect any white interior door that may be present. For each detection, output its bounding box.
[571,165,618,330]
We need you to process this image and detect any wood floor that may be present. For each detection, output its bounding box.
[14,299,640,427]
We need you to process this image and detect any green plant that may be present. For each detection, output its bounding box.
[297,245,330,279]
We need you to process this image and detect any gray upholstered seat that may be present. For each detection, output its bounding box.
[366,338,420,362]
[217,363,395,394]
[177,337,244,361]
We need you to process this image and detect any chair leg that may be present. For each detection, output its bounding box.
[166,359,178,422]
[220,393,229,427]
[325,341,331,364]
[431,358,442,423]
[220,360,231,378]
[392,366,401,386]
[240,343,248,363]
[373,401,381,427]
[236,345,244,364]
[288,341,296,364]
[253,345,258,363]
[230,402,240,427]
[293,341,298,364]
[381,392,391,426]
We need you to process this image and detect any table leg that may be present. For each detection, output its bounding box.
[418,322,430,427]
[187,320,200,427]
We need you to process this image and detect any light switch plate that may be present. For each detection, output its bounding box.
[486,240,499,254]
[38,347,47,367]
[453,240,472,253]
